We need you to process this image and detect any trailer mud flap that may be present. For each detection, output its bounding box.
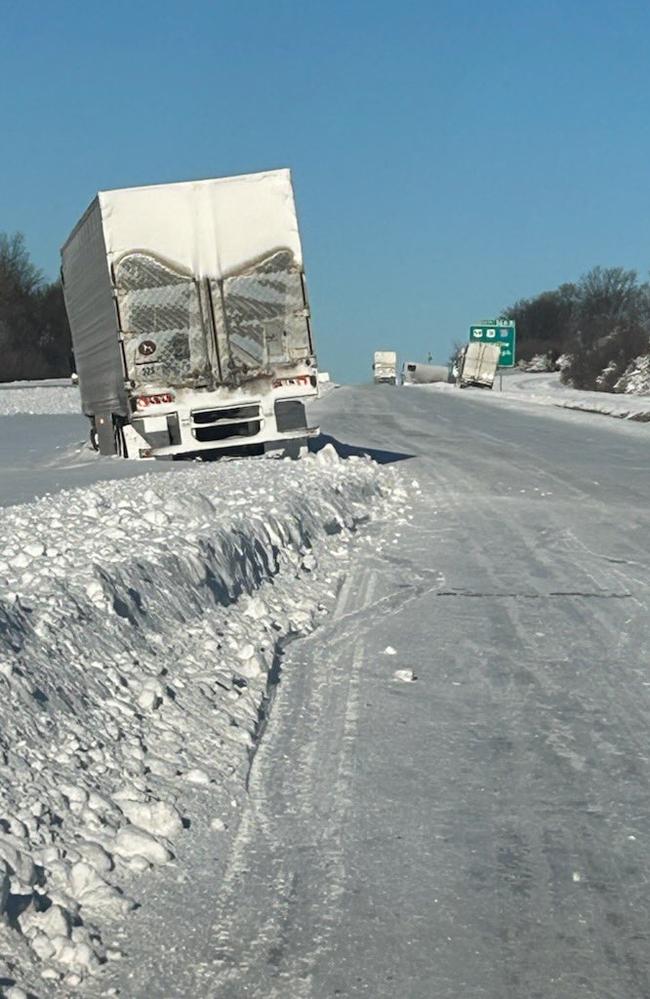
[95,413,116,455]
[274,399,307,433]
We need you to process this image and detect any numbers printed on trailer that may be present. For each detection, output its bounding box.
[137,364,159,378]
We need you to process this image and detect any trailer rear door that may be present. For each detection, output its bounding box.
[209,249,312,382]
[114,252,213,390]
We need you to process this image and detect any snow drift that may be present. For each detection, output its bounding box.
[0,448,403,992]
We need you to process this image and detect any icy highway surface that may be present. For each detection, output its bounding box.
[2,381,650,997]
[176,384,650,999]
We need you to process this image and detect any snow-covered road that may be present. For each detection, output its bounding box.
[3,382,650,996]
[144,384,650,999]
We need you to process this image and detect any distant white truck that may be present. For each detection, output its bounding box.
[61,169,318,459]
[373,351,397,384]
[457,341,501,389]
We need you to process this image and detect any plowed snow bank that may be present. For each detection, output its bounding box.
[0,447,404,993]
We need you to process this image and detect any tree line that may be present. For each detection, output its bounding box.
[502,266,650,391]
[0,232,72,383]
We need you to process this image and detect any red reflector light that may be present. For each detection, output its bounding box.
[136,392,174,409]
[272,375,311,389]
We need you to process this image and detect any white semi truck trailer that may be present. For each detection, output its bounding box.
[457,341,501,389]
[61,169,318,459]
[372,351,398,384]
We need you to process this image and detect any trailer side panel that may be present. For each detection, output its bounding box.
[61,199,125,419]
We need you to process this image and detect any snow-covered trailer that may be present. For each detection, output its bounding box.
[372,351,397,384]
[402,361,448,385]
[61,170,318,459]
[457,341,501,389]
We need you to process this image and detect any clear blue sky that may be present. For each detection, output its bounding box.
[2,0,649,382]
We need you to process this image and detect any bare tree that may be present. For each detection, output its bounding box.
[0,232,42,300]
[0,232,71,382]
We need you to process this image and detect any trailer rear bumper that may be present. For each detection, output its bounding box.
[123,392,318,460]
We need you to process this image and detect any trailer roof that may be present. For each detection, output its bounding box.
[62,169,303,279]
[98,167,289,197]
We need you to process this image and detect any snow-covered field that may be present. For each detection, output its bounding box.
[0,381,81,417]
[0,384,404,995]
[501,371,650,420]
[423,371,650,422]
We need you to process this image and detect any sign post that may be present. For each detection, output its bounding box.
[469,320,516,369]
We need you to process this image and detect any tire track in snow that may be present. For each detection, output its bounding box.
[200,565,374,996]
[191,561,422,998]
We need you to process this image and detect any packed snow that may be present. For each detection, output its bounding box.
[0,444,404,993]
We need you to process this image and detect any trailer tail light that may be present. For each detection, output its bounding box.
[272,374,312,389]
[136,392,175,410]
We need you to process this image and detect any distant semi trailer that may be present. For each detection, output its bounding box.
[402,361,448,385]
[456,342,500,389]
[373,351,398,384]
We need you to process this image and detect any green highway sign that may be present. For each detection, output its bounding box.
[469,320,516,368]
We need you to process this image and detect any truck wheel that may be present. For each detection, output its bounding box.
[89,418,99,451]
[113,417,127,458]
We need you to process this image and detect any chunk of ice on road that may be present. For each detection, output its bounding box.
[315,443,340,465]
[77,841,113,874]
[383,645,397,655]
[184,768,211,786]
[117,799,183,840]
[5,986,28,999]
[113,828,173,866]
[393,669,418,683]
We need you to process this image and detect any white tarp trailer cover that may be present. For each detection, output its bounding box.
[61,169,317,457]
[402,361,448,385]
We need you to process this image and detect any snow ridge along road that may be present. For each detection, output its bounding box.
[0,443,404,994]
[432,370,650,423]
